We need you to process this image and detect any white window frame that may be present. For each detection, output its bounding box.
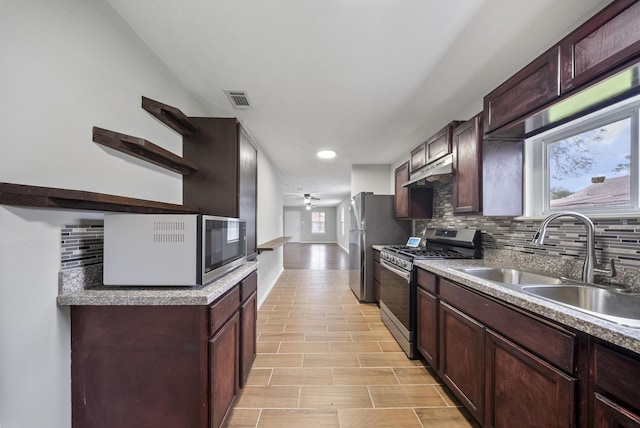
[311,211,326,234]
[524,94,640,218]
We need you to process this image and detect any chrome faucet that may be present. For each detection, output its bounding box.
[531,211,615,283]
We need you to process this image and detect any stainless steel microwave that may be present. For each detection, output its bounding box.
[103,214,247,286]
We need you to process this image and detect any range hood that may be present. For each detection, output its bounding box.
[403,153,454,187]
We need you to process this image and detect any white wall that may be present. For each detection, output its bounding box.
[284,207,337,243]
[335,198,351,251]
[351,164,393,196]
[254,147,284,306]
[0,1,286,427]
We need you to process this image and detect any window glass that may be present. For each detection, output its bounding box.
[547,118,631,210]
[524,94,640,217]
[311,211,325,234]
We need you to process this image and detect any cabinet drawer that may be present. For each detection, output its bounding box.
[210,285,240,336]
[439,278,575,373]
[593,342,640,413]
[416,268,438,294]
[240,272,257,302]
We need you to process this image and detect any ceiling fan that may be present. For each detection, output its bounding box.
[303,193,320,203]
[303,193,319,210]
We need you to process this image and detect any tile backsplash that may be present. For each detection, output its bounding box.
[415,183,640,289]
[60,224,104,270]
[59,223,104,293]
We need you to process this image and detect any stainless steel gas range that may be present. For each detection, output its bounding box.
[379,228,481,358]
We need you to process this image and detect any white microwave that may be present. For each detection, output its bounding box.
[103,214,247,286]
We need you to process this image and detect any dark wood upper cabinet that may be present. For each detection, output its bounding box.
[560,0,640,94]
[484,46,561,134]
[394,161,433,220]
[410,121,464,173]
[452,113,482,214]
[183,118,258,260]
[484,1,640,139]
[410,144,426,173]
[426,121,463,164]
[394,162,410,218]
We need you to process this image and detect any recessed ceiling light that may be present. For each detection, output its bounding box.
[317,150,336,159]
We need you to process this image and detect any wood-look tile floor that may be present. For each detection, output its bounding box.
[228,269,476,428]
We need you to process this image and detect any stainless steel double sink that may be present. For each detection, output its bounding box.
[453,267,640,328]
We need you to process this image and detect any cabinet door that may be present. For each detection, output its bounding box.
[484,47,560,133]
[239,131,258,260]
[592,342,640,419]
[484,330,576,428]
[210,311,240,428]
[240,291,257,388]
[425,127,451,164]
[394,162,433,220]
[560,0,640,94]
[394,162,410,218]
[453,113,482,214]
[410,144,426,172]
[594,393,640,428]
[373,257,381,303]
[71,306,209,428]
[439,302,485,423]
[416,287,438,369]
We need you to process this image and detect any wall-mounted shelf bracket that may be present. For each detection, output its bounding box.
[141,96,199,136]
[92,126,199,175]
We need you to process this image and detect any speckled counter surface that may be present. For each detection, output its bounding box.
[57,261,258,306]
[414,259,640,355]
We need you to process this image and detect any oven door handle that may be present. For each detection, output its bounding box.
[380,259,411,282]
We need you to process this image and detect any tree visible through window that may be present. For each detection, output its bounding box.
[548,117,631,210]
[524,95,640,217]
[311,211,325,234]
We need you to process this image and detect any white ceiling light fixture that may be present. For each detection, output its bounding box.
[317,150,336,159]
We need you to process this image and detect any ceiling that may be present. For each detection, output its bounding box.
[106,0,609,208]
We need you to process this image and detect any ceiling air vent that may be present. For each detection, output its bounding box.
[224,90,252,110]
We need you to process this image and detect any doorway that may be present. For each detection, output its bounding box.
[284,210,301,242]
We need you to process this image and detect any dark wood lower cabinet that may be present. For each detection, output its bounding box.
[240,291,257,387]
[210,312,240,428]
[591,341,640,428]
[416,286,438,369]
[439,301,485,423]
[484,330,575,428]
[415,268,592,428]
[593,393,640,428]
[71,273,258,428]
[373,250,381,303]
[71,305,209,428]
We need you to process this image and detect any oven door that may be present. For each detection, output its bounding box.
[379,259,415,358]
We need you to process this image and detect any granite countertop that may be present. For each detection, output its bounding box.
[414,259,640,355]
[57,261,258,306]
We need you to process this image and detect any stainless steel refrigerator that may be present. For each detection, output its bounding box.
[349,192,411,302]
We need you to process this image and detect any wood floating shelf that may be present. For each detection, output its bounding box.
[141,96,199,136]
[257,236,292,253]
[0,182,198,214]
[92,126,199,175]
